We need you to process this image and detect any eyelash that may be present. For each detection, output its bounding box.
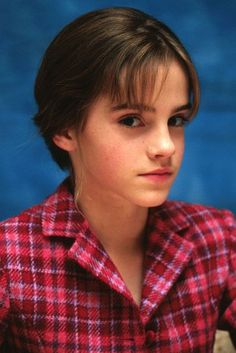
[118,115,190,128]
[118,115,143,128]
[168,115,190,127]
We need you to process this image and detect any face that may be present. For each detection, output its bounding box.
[55,60,190,209]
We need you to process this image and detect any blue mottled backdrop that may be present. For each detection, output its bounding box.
[1,0,235,220]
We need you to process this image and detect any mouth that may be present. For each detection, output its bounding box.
[138,168,174,182]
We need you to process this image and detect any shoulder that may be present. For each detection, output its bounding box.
[0,201,43,273]
[149,200,235,251]
[0,202,43,237]
[159,200,235,229]
[0,179,73,245]
[0,179,77,275]
[149,201,235,273]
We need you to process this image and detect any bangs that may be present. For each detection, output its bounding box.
[100,49,199,118]
[102,50,171,107]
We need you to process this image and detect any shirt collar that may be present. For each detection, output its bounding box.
[147,200,191,234]
[141,204,193,322]
[41,178,88,238]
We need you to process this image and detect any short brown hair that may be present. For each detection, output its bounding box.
[33,7,200,170]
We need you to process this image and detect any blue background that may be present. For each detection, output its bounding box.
[1,0,235,220]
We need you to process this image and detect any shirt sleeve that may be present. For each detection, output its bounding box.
[218,210,236,347]
[0,266,10,346]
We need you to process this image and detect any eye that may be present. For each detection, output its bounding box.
[118,116,143,128]
[168,115,189,127]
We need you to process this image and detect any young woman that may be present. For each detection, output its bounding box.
[0,7,235,353]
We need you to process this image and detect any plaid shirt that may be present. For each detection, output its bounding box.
[0,179,235,353]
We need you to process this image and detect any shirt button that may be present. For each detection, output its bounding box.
[145,330,155,347]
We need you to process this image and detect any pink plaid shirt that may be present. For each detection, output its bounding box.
[0,179,235,352]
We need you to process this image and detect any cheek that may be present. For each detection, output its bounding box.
[84,141,128,177]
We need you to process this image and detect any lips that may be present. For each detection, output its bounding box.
[138,168,174,183]
[139,167,173,176]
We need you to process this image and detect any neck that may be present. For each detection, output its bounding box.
[75,186,149,306]
[76,192,148,255]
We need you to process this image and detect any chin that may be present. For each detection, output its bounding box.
[135,192,169,208]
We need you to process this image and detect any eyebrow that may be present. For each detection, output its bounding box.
[111,102,192,113]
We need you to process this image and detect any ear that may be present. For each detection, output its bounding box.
[53,129,78,152]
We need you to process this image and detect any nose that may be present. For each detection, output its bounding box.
[146,126,176,160]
